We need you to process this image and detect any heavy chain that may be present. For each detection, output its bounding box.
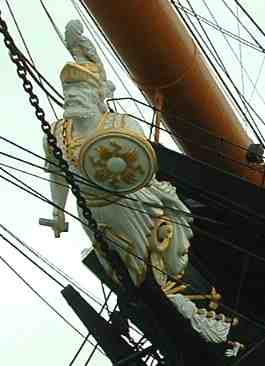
[0,12,127,278]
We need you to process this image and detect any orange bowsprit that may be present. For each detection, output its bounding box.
[83,0,265,185]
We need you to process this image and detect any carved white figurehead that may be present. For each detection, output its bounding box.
[42,20,244,354]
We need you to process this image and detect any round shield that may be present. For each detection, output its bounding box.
[78,128,157,194]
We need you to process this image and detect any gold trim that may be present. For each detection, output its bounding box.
[96,112,111,130]
[162,280,188,296]
[150,218,173,252]
[56,113,157,196]
[60,62,101,88]
[80,128,157,168]
[79,129,157,193]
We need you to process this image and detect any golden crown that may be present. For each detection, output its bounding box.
[60,62,101,88]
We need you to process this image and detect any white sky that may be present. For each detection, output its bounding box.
[0,1,265,365]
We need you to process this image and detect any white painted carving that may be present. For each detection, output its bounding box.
[42,20,242,351]
[43,19,193,289]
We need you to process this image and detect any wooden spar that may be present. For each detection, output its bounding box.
[83,0,265,185]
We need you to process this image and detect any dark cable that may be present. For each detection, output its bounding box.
[236,4,245,120]
[200,0,265,117]
[219,0,265,50]
[173,0,265,143]
[4,0,60,118]
[233,0,265,41]
[231,336,265,366]
[173,2,265,53]
[0,223,103,307]
[69,0,147,123]
[181,0,265,146]
[0,140,242,228]
[2,167,265,297]
[1,12,265,339]
[0,231,64,288]
[2,146,265,268]
[0,249,105,355]
[0,161,68,188]
[234,255,250,311]
[21,55,64,101]
[2,151,265,334]
[68,288,112,366]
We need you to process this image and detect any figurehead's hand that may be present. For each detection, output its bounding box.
[52,208,67,238]
[39,210,69,238]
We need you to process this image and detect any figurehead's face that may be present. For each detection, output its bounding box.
[63,81,100,119]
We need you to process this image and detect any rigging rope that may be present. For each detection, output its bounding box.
[184,0,265,144]
[220,0,265,50]
[69,0,147,122]
[1,122,265,359]
[172,2,265,53]
[0,223,103,306]
[68,288,113,366]
[3,148,265,241]
[0,222,145,361]
[236,3,246,130]
[201,0,265,118]
[0,223,144,339]
[249,55,265,103]
[233,0,265,42]
[2,162,265,301]
[173,0,265,146]
[0,245,105,355]
[1,9,265,355]
[236,4,245,97]
[230,335,265,366]
[4,0,59,119]
[2,3,265,174]
[2,130,265,251]
[2,133,253,227]
[0,229,64,288]
[39,0,66,49]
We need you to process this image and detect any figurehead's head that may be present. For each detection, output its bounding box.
[61,62,115,119]
[60,62,100,119]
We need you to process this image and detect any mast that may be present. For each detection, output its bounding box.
[82,0,265,185]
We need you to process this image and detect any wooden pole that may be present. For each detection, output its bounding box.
[82,0,265,185]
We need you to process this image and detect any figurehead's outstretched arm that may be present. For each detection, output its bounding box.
[49,170,69,234]
[42,137,69,238]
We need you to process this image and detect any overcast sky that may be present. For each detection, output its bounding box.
[1,1,265,365]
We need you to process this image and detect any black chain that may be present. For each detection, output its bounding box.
[0,12,127,282]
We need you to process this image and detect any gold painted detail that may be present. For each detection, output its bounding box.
[184,287,222,310]
[89,141,144,189]
[149,217,173,253]
[59,113,157,194]
[60,62,101,89]
[62,119,82,168]
[162,279,188,296]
